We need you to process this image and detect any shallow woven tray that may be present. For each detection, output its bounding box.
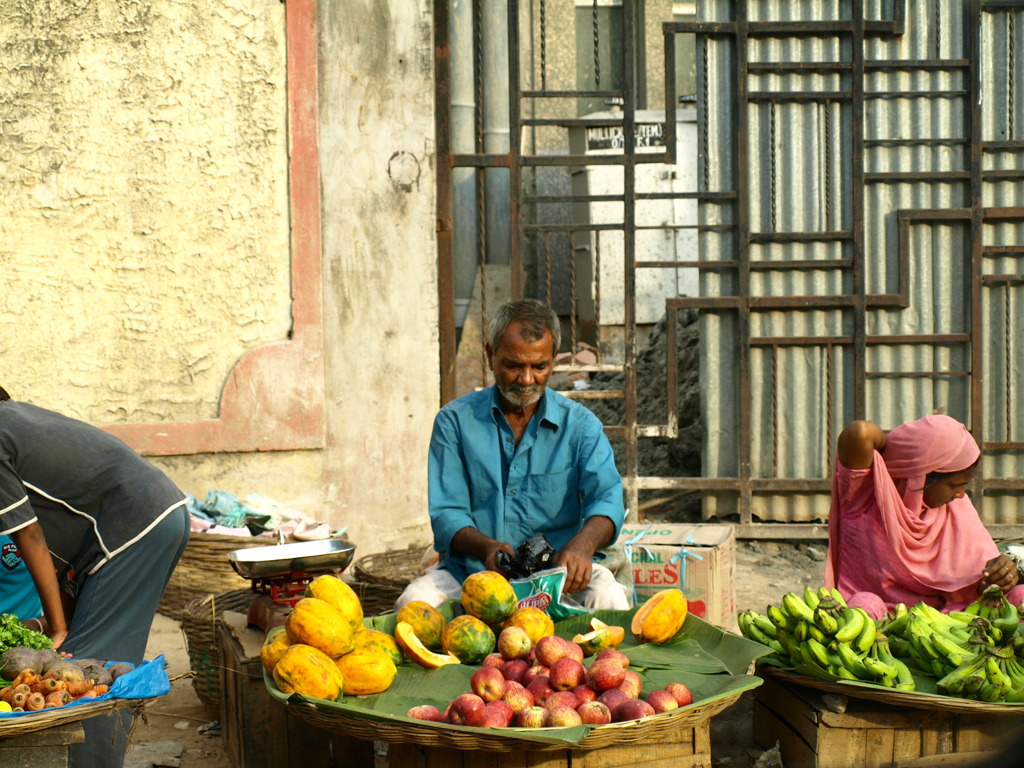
[761,666,1024,715]
[181,589,256,713]
[0,697,155,741]
[347,580,403,617]
[352,543,431,589]
[283,689,743,751]
[158,532,278,619]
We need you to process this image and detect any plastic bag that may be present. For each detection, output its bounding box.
[509,566,589,622]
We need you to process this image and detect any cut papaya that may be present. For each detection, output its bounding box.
[630,589,688,644]
[572,618,626,656]
[394,621,461,669]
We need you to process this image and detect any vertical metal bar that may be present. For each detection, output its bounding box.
[736,1,753,524]
[851,0,867,418]
[664,21,678,165]
[508,0,524,298]
[623,1,639,520]
[969,0,986,490]
[435,0,457,406]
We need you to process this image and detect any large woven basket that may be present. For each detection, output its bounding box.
[0,697,155,741]
[283,689,743,751]
[181,588,255,714]
[352,543,431,589]
[159,532,277,619]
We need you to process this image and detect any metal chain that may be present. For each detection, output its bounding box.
[702,36,709,187]
[770,102,778,232]
[593,0,600,89]
[772,346,779,476]
[935,0,941,59]
[473,0,487,380]
[568,231,577,355]
[1007,284,1012,439]
[1010,10,1016,139]
[540,0,547,91]
[544,231,552,304]
[824,99,832,231]
[594,230,602,360]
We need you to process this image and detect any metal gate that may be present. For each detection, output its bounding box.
[433,0,1024,537]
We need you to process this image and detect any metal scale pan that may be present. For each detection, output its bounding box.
[228,538,356,581]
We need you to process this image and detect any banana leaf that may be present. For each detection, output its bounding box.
[265,603,769,746]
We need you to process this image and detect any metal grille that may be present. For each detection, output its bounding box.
[433,0,1024,537]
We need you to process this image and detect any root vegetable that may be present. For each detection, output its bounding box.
[23,692,45,710]
[44,691,72,708]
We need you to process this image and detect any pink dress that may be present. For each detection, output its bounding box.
[824,415,1024,619]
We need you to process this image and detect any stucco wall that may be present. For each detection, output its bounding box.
[0,0,438,557]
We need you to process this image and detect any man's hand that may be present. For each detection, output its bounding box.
[451,527,515,577]
[553,516,615,595]
[979,554,1020,594]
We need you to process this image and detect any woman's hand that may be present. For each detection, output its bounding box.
[979,554,1020,594]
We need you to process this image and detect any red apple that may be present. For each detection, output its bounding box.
[526,676,555,706]
[588,658,627,692]
[497,626,533,660]
[471,666,508,702]
[572,684,596,705]
[501,658,529,684]
[596,688,629,710]
[645,689,679,713]
[535,635,572,667]
[544,690,580,711]
[516,705,548,728]
[546,704,583,727]
[448,693,486,726]
[618,669,643,699]
[406,704,444,722]
[486,699,514,726]
[548,657,586,691]
[576,700,611,725]
[612,699,655,722]
[502,684,535,713]
[523,664,549,686]
[594,648,630,669]
[666,681,694,707]
[482,653,505,668]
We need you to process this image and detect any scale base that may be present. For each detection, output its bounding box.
[247,593,292,633]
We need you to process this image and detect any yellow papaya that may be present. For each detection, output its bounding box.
[271,643,344,701]
[571,618,625,657]
[285,597,357,658]
[461,571,518,625]
[353,627,403,667]
[336,648,397,695]
[395,601,447,651]
[441,614,496,664]
[503,606,555,645]
[394,621,461,669]
[260,625,292,674]
[304,574,364,631]
[630,589,688,644]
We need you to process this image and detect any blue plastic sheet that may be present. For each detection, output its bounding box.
[0,654,170,717]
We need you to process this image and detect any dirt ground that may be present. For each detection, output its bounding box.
[124,539,826,768]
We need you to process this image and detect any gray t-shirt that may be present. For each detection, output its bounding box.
[0,400,186,595]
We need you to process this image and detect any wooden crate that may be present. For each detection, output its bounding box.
[217,613,375,768]
[752,674,1024,768]
[386,721,712,768]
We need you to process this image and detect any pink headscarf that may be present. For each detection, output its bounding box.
[826,414,997,596]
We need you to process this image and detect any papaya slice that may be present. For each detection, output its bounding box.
[630,589,688,644]
[571,618,626,656]
[394,621,461,669]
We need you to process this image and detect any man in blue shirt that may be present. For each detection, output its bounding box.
[397,299,629,611]
[0,534,43,622]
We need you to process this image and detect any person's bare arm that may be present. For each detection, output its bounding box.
[12,522,69,650]
[450,527,515,575]
[553,516,616,594]
[979,554,1020,594]
[836,420,887,470]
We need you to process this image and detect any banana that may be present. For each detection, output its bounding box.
[803,586,821,611]
[737,610,752,636]
[986,656,1012,691]
[834,607,866,643]
[963,673,987,696]
[751,612,780,639]
[829,588,848,608]
[743,620,777,648]
[853,612,877,654]
[978,680,1006,703]
[782,592,815,624]
[936,656,987,694]
[1000,656,1024,691]
[794,620,809,643]
[892,658,916,691]
[807,624,827,644]
[805,637,832,669]
[862,654,897,681]
[947,610,977,624]
[817,585,833,601]
[910,630,940,661]
[813,606,839,636]
[834,640,872,680]
[767,603,794,631]
[929,632,973,667]
[879,608,911,637]
[834,665,857,681]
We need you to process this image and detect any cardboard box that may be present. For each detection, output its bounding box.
[617,523,736,629]
[753,674,1024,768]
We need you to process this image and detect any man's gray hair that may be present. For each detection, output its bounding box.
[487,299,561,354]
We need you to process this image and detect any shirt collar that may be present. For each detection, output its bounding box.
[488,386,562,431]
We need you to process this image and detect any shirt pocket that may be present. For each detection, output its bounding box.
[523,464,579,531]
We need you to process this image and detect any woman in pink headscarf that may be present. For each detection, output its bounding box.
[824,414,1024,620]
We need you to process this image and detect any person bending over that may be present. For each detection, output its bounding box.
[397,299,629,612]
[824,414,1023,620]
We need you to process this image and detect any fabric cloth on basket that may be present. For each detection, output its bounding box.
[824,414,1024,618]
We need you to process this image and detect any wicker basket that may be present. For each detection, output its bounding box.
[181,589,256,715]
[159,532,278,619]
[0,697,155,741]
[352,543,431,589]
[283,689,744,751]
[347,580,404,617]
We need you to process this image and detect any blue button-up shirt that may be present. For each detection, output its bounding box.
[429,385,625,583]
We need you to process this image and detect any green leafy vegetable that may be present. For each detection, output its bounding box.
[0,613,53,655]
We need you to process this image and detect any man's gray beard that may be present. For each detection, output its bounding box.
[500,383,543,408]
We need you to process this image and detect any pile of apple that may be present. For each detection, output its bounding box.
[406,624,693,729]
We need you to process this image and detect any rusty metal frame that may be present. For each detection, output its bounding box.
[434,0,1024,538]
